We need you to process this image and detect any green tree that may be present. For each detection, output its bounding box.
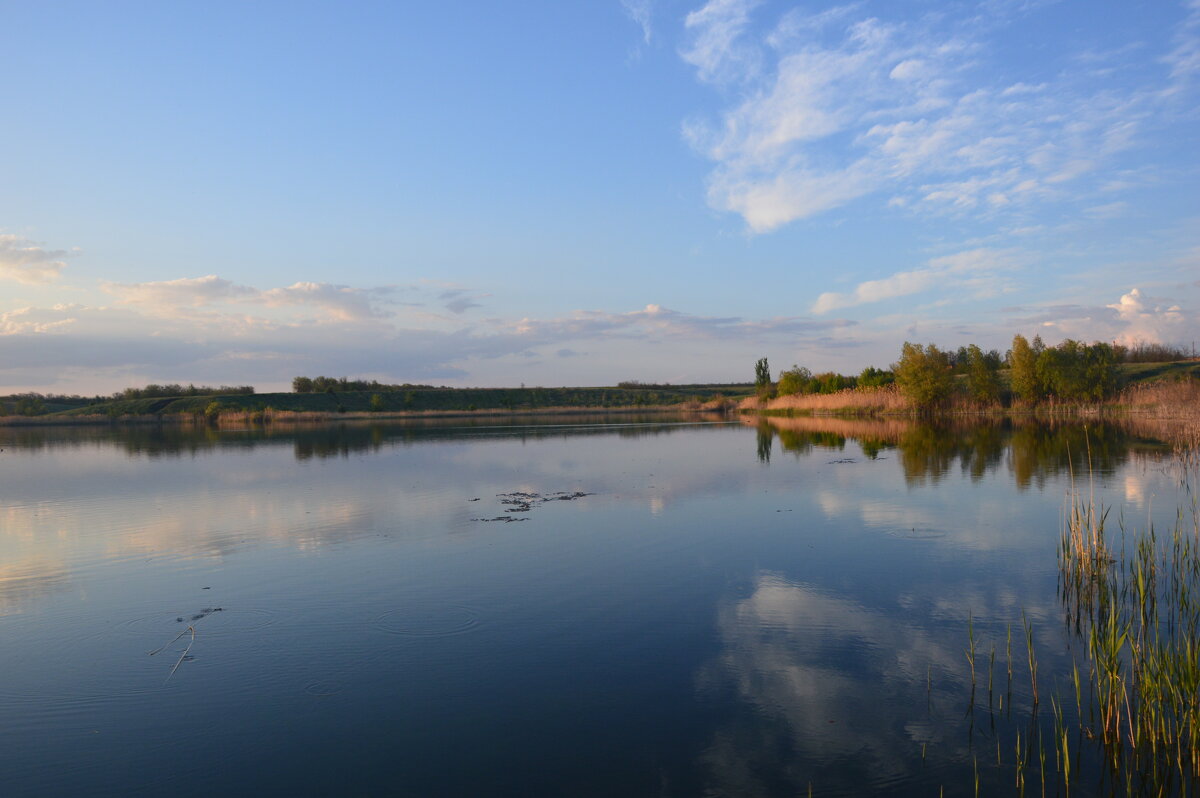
[1038,340,1119,401]
[754,358,771,389]
[858,366,894,388]
[13,395,46,416]
[292,376,314,393]
[894,342,954,412]
[776,365,813,396]
[754,357,773,399]
[1009,334,1043,402]
[369,393,385,411]
[813,372,856,393]
[966,344,1002,403]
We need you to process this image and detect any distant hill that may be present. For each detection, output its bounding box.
[54,383,757,417]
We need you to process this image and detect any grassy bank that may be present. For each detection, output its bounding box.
[742,361,1200,418]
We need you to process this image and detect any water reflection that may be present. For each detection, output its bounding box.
[0,413,723,460]
[0,559,70,617]
[0,415,1193,796]
[697,574,965,796]
[751,416,1176,488]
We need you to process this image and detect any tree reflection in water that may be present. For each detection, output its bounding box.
[751,416,1174,490]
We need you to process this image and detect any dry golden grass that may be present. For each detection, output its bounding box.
[1118,378,1200,418]
[740,385,910,415]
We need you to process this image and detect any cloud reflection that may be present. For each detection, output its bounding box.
[696,573,964,795]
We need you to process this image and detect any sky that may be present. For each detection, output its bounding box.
[1,0,1197,394]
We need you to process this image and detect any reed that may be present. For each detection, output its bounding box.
[743,384,910,415]
[968,438,1200,795]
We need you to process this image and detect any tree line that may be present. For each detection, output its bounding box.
[114,384,255,400]
[756,335,1194,412]
[755,357,895,399]
[292,376,436,393]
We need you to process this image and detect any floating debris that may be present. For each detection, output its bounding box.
[152,607,223,682]
[177,607,223,623]
[470,490,594,522]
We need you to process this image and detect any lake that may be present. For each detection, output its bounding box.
[0,415,1192,796]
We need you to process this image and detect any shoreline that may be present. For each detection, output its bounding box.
[0,403,734,428]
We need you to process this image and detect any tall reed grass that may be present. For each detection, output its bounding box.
[977,438,1200,795]
[742,385,910,415]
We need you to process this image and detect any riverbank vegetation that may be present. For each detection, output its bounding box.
[747,337,1199,418]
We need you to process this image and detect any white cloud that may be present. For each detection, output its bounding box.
[621,0,654,44]
[260,282,392,321]
[679,1,1189,232]
[812,248,1019,314]
[681,0,761,84]
[0,283,857,392]
[0,234,70,284]
[1105,287,1187,345]
[1009,285,1198,347]
[103,274,256,307]
[102,275,394,322]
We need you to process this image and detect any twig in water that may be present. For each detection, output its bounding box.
[166,625,196,682]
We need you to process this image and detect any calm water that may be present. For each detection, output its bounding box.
[0,415,1187,796]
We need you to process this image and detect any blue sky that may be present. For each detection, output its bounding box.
[1,0,1197,393]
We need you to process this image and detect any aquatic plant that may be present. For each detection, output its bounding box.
[971,440,1200,795]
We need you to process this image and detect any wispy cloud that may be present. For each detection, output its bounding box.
[0,285,856,391]
[438,288,488,315]
[102,275,256,307]
[812,248,1019,314]
[621,0,655,44]
[103,275,395,322]
[504,302,852,342]
[680,1,1194,232]
[0,234,70,284]
[681,0,762,84]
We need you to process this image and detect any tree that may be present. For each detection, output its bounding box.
[966,344,1002,403]
[1038,339,1119,401]
[776,365,813,396]
[858,366,894,388]
[1009,334,1043,402]
[754,358,771,389]
[894,342,954,412]
[292,376,314,393]
[754,357,774,399]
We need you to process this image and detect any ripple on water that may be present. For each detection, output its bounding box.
[303,680,344,697]
[102,607,279,640]
[371,604,482,638]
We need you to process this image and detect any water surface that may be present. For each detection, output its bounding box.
[0,415,1187,796]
